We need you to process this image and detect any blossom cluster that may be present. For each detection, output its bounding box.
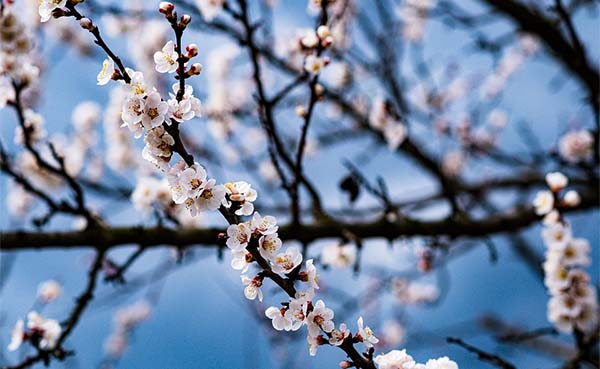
[374,349,458,369]
[533,172,597,333]
[16,2,462,367]
[297,25,333,74]
[225,212,382,357]
[0,8,38,108]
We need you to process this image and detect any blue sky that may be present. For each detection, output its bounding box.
[1,1,598,368]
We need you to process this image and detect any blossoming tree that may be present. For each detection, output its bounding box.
[0,0,598,368]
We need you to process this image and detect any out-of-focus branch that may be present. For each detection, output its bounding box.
[2,187,596,251]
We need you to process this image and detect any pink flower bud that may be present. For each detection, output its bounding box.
[159,2,174,14]
[186,43,198,58]
[79,17,94,30]
[180,14,192,26]
[189,63,203,75]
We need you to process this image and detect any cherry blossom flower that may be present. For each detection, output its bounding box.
[224,181,257,216]
[563,190,581,207]
[302,259,319,290]
[39,0,67,23]
[231,249,252,273]
[249,212,278,235]
[558,130,593,163]
[304,55,326,74]
[306,299,334,337]
[374,349,416,369]
[286,296,309,331]
[381,320,405,347]
[97,58,114,85]
[265,306,293,331]
[196,0,225,21]
[154,41,178,73]
[7,319,24,351]
[258,233,282,261]
[533,190,554,216]
[193,179,226,212]
[541,223,572,250]
[142,91,168,128]
[328,323,350,346]
[26,311,61,350]
[271,247,303,274]
[121,95,146,138]
[545,172,568,192]
[226,223,252,250]
[241,275,263,301]
[126,68,149,97]
[356,316,379,348]
[418,357,459,369]
[168,162,208,204]
[142,126,174,170]
[36,280,62,303]
[321,243,356,269]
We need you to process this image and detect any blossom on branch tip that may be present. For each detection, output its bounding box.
[356,316,378,348]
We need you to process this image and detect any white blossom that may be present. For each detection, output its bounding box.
[374,349,416,369]
[226,222,252,250]
[154,40,178,73]
[558,130,593,163]
[306,299,334,337]
[196,0,225,21]
[142,91,168,128]
[271,247,303,274]
[533,190,554,216]
[36,280,62,303]
[224,181,257,216]
[241,275,263,301]
[321,243,356,269]
[328,323,350,346]
[357,316,379,348]
[265,306,293,331]
[39,0,67,23]
[258,233,282,261]
[545,172,568,192]
[97,58,115,85]
[26,312,61,350]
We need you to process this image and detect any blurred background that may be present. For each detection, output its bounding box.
[0,0,598,368]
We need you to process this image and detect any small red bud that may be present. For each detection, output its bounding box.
[79,17,94,30]
[159,2,174,14]
[180,14,192,26]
